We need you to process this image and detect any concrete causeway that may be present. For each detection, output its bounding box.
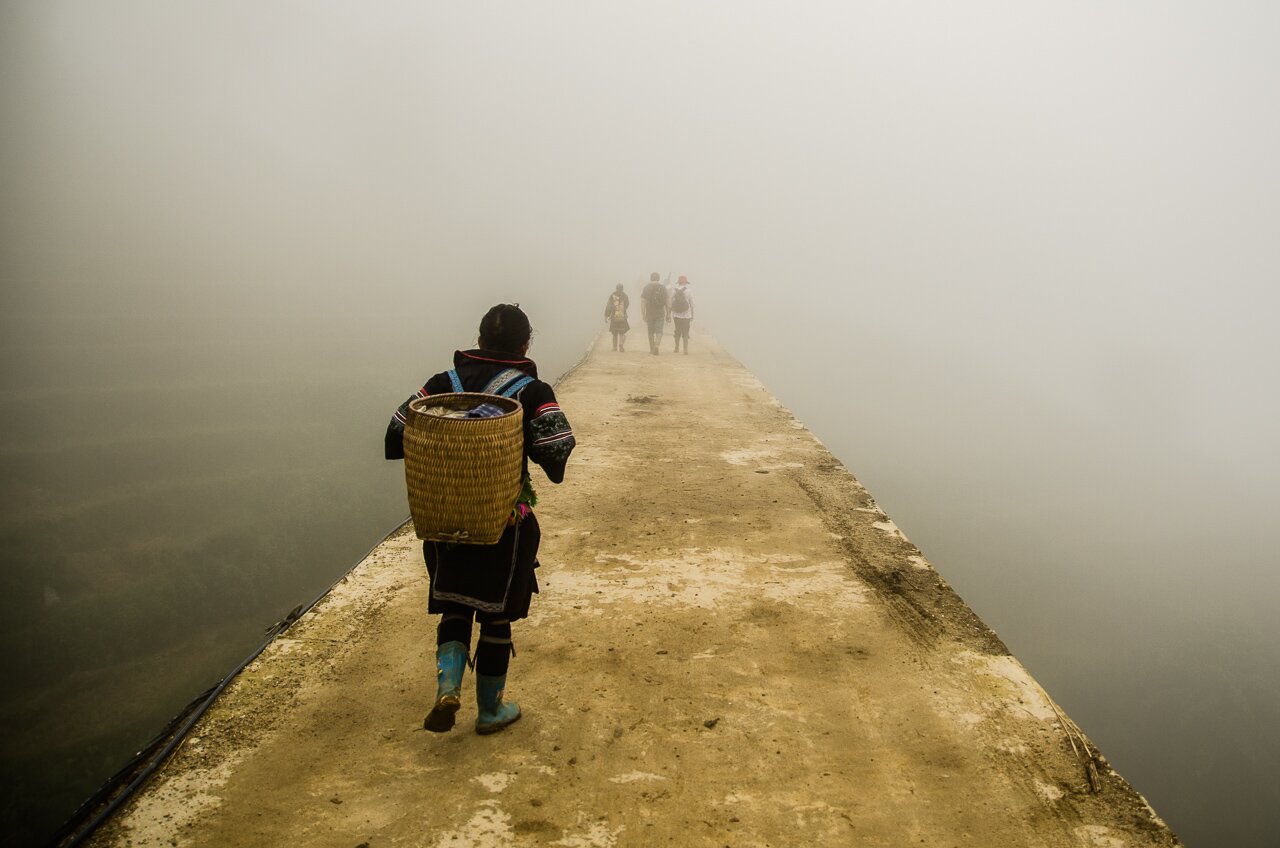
[90,330,1180,847]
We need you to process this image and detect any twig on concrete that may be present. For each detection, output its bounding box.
[1043,692,1103,793]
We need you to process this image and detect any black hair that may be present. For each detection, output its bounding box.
[478,303,533,354]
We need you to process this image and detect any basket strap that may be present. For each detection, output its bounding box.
[483,368,535,398]
[447,367,533,398]
[481,368,523,394]
[496,375,534,398]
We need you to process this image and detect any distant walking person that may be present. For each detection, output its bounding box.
[604,284,630,352]
[641,272,668,355]
[669,275,694,354]
[384,304,576,735]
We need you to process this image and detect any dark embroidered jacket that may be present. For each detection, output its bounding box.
[384,349,575,483]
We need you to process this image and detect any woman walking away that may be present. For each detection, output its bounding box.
[385,304,576,735]
[604,283,630,351]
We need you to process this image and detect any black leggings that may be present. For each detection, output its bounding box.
[436,604,513,677]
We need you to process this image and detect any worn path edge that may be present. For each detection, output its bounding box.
[90,330,1180,848]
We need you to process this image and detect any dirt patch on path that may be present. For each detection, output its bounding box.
[90,330,1178,847]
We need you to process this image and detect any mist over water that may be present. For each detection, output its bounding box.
[3,2,1279,845]
[0,301,592,844]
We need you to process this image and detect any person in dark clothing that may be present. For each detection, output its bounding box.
[641,272,668,355]
[604,284,630,351]
[385,304,575,735]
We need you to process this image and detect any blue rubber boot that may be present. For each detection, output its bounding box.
[474,673,521,735]
[424,641,468,732]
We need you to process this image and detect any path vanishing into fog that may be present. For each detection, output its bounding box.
[90,330,1180,847]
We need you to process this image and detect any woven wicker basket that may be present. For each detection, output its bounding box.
[402,392,524,544]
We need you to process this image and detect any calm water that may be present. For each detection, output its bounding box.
[3,304,1276,847]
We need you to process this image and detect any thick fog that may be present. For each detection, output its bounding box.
[3,2,1279,846]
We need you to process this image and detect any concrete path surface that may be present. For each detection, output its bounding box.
[90,330,1180,847]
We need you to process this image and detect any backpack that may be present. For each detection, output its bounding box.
[643,283,665,312]
[612,295,625,321]
[672,287,688,312]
